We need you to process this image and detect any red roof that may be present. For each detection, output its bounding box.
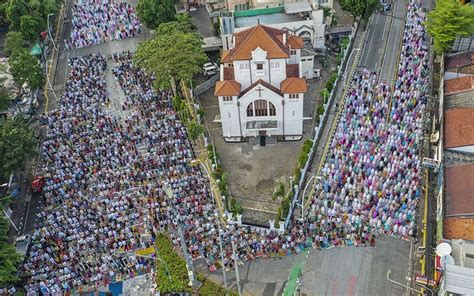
[222,25,290,62]
[445,163,474,216]
[288,35,304,49]
[214,80,241,96]
[444,76,474,96]
[444,108,474,148]
[280,78,307,94]
[223,67,234,80]
[444,217,474,240]
[286,64,299,78]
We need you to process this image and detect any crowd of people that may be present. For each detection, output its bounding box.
[65,1,141,50]
[22,0,430,292]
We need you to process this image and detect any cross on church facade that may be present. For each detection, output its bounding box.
[256,86,264,97]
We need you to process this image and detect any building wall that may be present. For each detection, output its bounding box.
[288,48,300,64]
[233,58,287,89]
[447,146,474,154]
[218,95,242,138]
[300,55,314,79]
[240,87,284,137]
[282,93,304,136]
[218,85,304,139]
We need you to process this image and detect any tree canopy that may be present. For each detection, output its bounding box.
[425,0,474,54]
[0,116,37,178]
[4,31,24,57]
[20,14,41,41]
[339,0,380,21]
[136,0,176,29]
[134,17,207,92]
[9,48,44,90]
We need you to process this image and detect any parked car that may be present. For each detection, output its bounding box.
[31,176,45,193]
[202,62,219,77]
[15,235,31,258]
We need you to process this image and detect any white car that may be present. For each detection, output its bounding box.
[202,62,219,77]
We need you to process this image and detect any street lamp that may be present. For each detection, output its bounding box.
[164,185,197,287]
[215,211,229,295]
[300,175,320,220]
[45,60,58,102]
[47,13,57,51]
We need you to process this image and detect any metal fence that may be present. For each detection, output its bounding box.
[193,74,219,97]
[284,23,360,229]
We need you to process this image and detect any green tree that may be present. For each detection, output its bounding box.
[20,15,40,41]
[136,0,176,29]
[186,121,205,142]
[4,31,25,56]
[6,0,28,29]
[426,0,474,54]
[9,48,44,89]
[134,19,207,93]
[339,0,365,21]
[0,116,37,178]
[0,78,12,111]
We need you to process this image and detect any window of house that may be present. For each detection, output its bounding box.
[228,112,231,118]
[270,61,280,69]
[269,103,276,116]
[223,96,233,101]
[255,63,264,76]
[240,63,250,72]
[247,102,254,117]
[254,99,268,116]
[247,100,276,117]
[290,50,297,55]
[289,93,299,99]
[256,63,263,70]
[292,110,295,116]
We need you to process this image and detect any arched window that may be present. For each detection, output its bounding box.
[246,100,276,117]
[254,99,268,116]
[247,102,254,116]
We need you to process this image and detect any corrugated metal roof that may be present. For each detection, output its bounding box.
[444,264,474,295]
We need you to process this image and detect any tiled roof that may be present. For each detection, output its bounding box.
[214,80,241,96]
[444,76,474,95]
[288,35,304,49]
[222,25,290,62]
[445,52,473,71]
[444,217,474,240]
[221,50,230,63]
[280,78,307,94]
[223,67,234,80]
[240,79,281,97]
[444,108,474,148]
[445,163,474,216]
[286,64,299,78]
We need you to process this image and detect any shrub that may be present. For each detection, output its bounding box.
[282,198,291,217]
[230,198,243,215]
[293,167,301,185]
[155,233,193,294]
[302,139,312,154]
[317,104,325,116]
[319,88,329,103]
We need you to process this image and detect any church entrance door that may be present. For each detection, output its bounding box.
[259,130,266,146]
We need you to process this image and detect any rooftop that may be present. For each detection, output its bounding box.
[223,25,290,62]
[214,80,241,96]
[443,264,474,295]
[445,51,474,71]
[280,77,307,93]
[234,13,301,28]
[444,76,474,96]
[445,163,474,216]
[444,217,474,240]
[444,108,474,148]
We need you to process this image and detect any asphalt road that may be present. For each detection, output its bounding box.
[379,0,407,84]
[359,0,407,84]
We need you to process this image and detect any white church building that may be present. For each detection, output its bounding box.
[215,24,308,143]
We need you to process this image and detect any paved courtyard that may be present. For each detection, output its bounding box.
[198,70,331,225]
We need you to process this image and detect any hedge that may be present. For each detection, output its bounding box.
[155,233,193,294]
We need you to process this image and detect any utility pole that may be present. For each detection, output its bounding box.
[231,239,242,296]
[164,186,196,287]
[216,212,229,294]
